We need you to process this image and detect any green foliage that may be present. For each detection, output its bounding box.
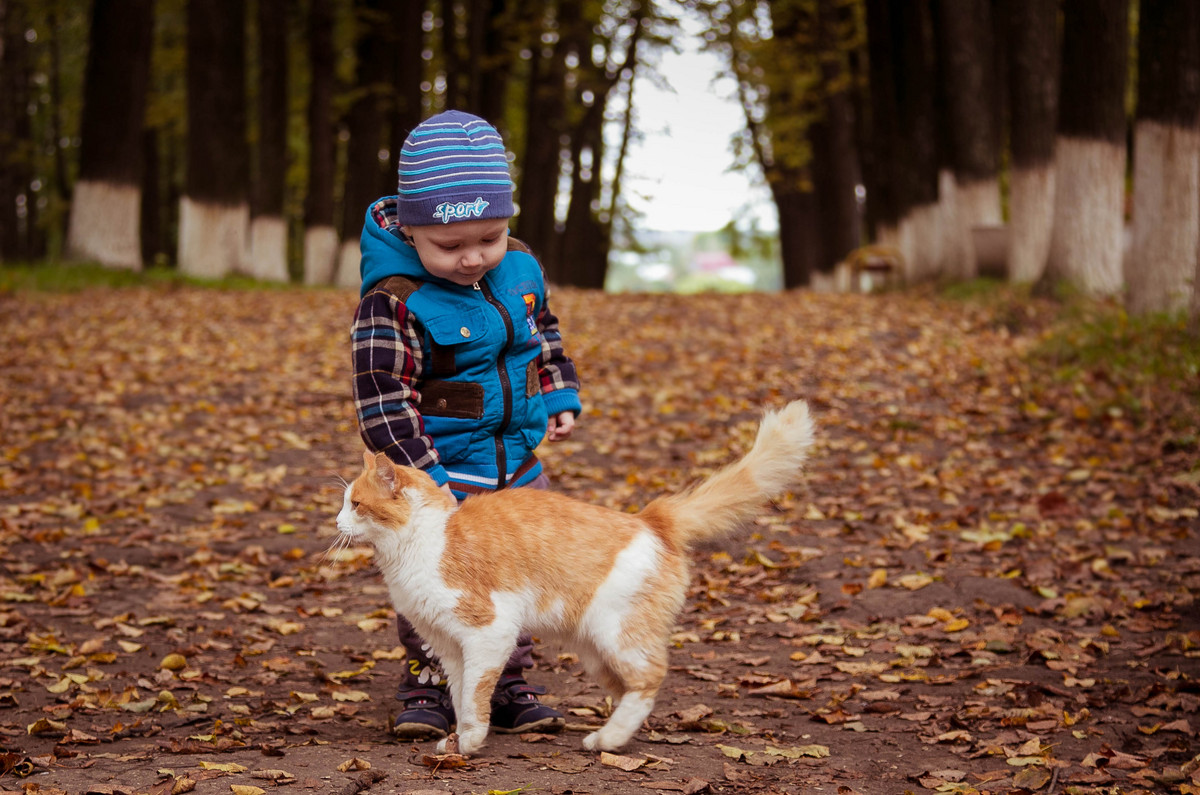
[1037,300,1200,394]
[0,262,319,293]
[941,278,1200,400]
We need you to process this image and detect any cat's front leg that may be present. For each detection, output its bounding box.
[437,636,512,755]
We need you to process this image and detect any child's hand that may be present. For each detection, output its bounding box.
[546,411,575,441]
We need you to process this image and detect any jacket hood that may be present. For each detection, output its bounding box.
[359,196,428,296]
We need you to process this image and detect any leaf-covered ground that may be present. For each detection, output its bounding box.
[0,284,1197,795]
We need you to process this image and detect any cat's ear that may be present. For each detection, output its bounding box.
[373,452,397,493]
[362,450,375,470]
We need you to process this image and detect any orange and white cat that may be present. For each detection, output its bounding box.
[335,400,814,756]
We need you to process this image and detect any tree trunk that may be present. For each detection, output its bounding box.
[560,103,607,288]
[864,0,899,247]
[140,127,163,266]
[1004,0,1059,284]
[808,0,861,282]
[1126,0,1200,315]
[935,0,1001,280]
[384,0,424,198]
[249,0,290,283]
[1042,0,1129,297]
[516,2,573,278]
[774,185,820,290]
[64,0,154,269]
[478,0,511,125]
[0,0,35,261]
[891,0,942,281]
[180,0,250,279]
[303,0,337,285]
[440,0,462,110]
[337,0,388,289]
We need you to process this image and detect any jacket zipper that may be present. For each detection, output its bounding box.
[478,279,514,487]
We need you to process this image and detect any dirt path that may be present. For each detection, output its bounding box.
[0,286,1196,795]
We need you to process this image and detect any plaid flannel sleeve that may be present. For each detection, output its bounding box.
[536,292,582,417]
[350,287,447,483]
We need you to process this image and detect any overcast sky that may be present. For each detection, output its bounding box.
[623,36,775,234]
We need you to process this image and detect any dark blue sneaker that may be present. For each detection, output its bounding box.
[392,686,455,740]
[489,679,565,734]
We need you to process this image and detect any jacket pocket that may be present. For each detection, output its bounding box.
[525,359,539,397]
[420,380,484,420]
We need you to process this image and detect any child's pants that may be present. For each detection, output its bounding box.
[395,472,549,692]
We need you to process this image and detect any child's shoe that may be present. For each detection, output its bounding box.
[489,678,565,734]
[392,686,455,739]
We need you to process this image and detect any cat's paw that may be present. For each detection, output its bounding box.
[455,727,488,755]
[585,730,633,754]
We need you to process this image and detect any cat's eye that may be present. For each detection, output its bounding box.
[351,500,360,510]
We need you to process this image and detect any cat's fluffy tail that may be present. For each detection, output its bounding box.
[641,399,814,546]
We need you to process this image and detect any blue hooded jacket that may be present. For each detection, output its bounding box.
[355,197,581,496]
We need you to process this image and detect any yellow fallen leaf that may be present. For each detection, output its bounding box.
[943,618,970,632]
[898,573,934,590]
[867,569,887,589]
[599,752,646,771]
[331,690,371,703]
[198,761,247,773]
[27,717,67,735]
[230,787,265,795]
[336,757,371,772]
[766,744,830,759]
[160,653,188,671]
[357,617,390,632]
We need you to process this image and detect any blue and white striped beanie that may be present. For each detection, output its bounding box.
[396,110,515,226]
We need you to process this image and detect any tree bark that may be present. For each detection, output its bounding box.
[1126,0,1200,315]
[1004,0,1059,284]
[808,0,861,282]
[890,0,942,281]
[0,0,36,260]
[337,0,388,289]
[64,0,154,269]
[516,1,573,278]
[384,0,424,198]
[863,0,899,246]
[249,0,290,283]
[1042,0,1129,297]
[303,0,337,285]
[141,127,163,266]
[935,0,1001,280]
[180,0,251,279]
[440,0,462,111]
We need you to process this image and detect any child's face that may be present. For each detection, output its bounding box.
[402,218,510,286]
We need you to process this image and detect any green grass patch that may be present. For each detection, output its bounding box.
[0,261,318,293]
[1035,300,1200,393]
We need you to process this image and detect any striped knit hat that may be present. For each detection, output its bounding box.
[396,110,515,226]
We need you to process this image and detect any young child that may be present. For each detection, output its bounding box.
[350,110,582,740]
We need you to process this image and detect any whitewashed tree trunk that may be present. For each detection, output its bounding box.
[178,198,248,279]
[1007,165,1056,283]
[303,225,339,285]
[334,238,361,289]
[1046,136,1126,296]
[65,181,143,269]
[1127,122,1200,314]
[896,200,943,283]
[248,214,289,282]
[937,170,964,278]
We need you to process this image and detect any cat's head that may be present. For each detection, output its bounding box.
[335,452,455,544]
